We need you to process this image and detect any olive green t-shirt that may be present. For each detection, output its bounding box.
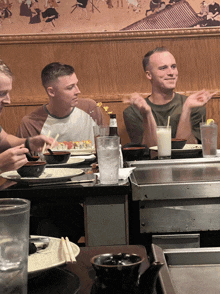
[123,93,205,144]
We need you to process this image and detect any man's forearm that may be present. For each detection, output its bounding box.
[176,104,192,140]
[142,112,158,147]
[6,134,26,148]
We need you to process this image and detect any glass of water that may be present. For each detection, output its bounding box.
[96,136,120,184]
[200,122,218,157]
[0,198,30,294]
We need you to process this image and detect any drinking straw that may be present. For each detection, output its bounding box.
[50,134,59,149]
[167,116,170,127]
[42,130,51,154]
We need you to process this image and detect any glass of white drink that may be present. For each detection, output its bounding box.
[156,126,172,159]
[200,121,218,157]
[0,198,30,294]
[96,136,120,184]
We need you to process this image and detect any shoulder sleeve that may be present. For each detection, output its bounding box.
[76,98,107,125]
[17,106,48,138]
[123,105,144,144]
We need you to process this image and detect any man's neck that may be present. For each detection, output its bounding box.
[46,103,73,118]
[149,90,175,105]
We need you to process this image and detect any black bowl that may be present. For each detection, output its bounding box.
[171,138,187,149]
[91,253,144,288]
[43,151,71,164]
[17,161,46,177]
[122,147,145,161]
[25,153,40,161]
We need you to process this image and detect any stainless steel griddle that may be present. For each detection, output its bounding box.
[128,158,220,234]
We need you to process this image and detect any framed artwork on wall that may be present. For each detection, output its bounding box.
[0,0,220,41]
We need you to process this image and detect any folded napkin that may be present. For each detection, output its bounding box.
[95,167,136,181]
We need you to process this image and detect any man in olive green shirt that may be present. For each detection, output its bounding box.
[123,47,215,147]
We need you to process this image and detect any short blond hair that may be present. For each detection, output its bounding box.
[0,60,12,78]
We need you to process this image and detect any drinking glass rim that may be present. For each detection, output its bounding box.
[200,122,217,126]
[0,198,30,212]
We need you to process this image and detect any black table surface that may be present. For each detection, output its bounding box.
[28,245,149,294]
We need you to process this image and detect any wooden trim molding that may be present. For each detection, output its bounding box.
[1,27,220,44]
[6,91,220,107]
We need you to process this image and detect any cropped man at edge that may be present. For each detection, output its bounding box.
[123,47,215,147]
[0,60,54,174]
[17,62,106,142]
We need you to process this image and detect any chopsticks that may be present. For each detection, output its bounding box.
[42,132,59,154]
[42,131,51,154]
[51,134,59,149]
[61,237,76,263]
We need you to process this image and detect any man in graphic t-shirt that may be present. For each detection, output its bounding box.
[123,47,215,147]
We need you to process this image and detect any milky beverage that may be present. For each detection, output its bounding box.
[156,126,171,159]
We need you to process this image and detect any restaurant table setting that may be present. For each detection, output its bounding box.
[58,244,164,294]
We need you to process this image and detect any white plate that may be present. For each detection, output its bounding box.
[28,236,80,275]
[46,157,85,167]
[70,150,93,156]
[1,168,84,183]
[150,144,202,153]
[71,154,96,161]
[52,147,95,156]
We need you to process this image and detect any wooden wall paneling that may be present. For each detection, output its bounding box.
[0,36,220,104]
[0,32,220,148]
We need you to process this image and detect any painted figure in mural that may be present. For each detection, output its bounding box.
[145,0,161,16]
[195,0,220,27]
[29,0,41,24]
[20,0,32,17]
[106,0,113,8]
[42,2,59,29]
[168,0,181,4]
[209,1,220,16]
[198,1,209,17]
[126,0,140,13]
[117,0,123,8]
[123,47,215,147]
[145,0,168,16]
[71,0,89,19]
[0,1,12,25]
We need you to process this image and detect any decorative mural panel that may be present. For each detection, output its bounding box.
[0,0,220,34]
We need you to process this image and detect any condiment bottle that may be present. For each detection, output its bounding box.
[109,114,119,136]
[109,114,123,168]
